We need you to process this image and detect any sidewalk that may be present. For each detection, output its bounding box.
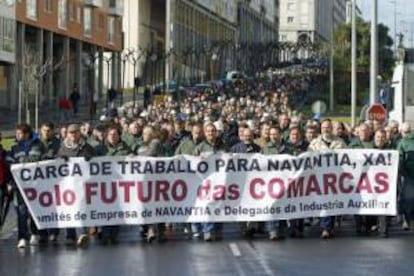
[0,101,105,137]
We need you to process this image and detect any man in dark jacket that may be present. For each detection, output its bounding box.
[397,123,414,231]
[231,127,261,238]
[8,123,45,248]
[262,126,289,240]
[39,121,61,243]
[350,123,375,234]
[171,119,190,151]
[96,124,131,244]
[285,126,309,238]
[175,123,203,155]
[373,129,391,237]
[57,123,95,247]
[193,123,226,241]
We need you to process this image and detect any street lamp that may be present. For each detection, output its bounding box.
[120,49,132,105]
[82,52,99,119]
[128,48,144,109]
[103,55,112,109]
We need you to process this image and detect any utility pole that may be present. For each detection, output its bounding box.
[329,2,334,112]
[351,0,357,127]
[370,0,378,105]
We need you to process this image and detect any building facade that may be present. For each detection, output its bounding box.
[237,0,279,73]
[123,0,239,88]
[0,0,123,112]
[345,0,362,24]
[279,0,347,44]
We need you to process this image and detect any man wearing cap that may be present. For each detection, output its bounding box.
[57,123,96,247]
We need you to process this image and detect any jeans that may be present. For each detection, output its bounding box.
[266,220,286,233]
[15,204,37,240]
[192,223,221,234]
[321,216,334,231]
[15,192,40,240]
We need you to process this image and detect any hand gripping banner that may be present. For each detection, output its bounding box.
[11,150,398,229]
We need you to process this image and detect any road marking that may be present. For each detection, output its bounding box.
[229,242,241,257]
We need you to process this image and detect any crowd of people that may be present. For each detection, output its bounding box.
[1,69,413,249]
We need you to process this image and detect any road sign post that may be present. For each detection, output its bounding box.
[366,103,387,124]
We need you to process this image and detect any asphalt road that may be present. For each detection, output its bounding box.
[1,222,414,276]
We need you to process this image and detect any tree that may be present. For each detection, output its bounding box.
[332,17,394,105]
[22,45,64,129]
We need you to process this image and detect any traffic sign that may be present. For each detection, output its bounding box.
[366,103,387,123]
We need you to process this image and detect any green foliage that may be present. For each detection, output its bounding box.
[332,17,395,105]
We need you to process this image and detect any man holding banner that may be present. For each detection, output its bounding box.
[96,124,132,245]
[286,126,309,238]
[57,123,96,247]
[8,123,46,248]
[193,123,226,242]
[262,125,289,240]
[308,119,346,239]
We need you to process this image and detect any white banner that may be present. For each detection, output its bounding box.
[11,150,398,229]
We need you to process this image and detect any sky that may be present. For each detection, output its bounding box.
[361,0,414,47]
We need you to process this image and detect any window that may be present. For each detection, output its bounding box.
[1,17,15,53]
[98,14,104,30]
[44,0,53,13]
[287,2,295,11]
[69,1,75,21]
[58,0,68,29]
[26,0,37,20]
[287,16,294,23]
[77,6,81,23]
[83,7,92,37]
[107,16,115,43]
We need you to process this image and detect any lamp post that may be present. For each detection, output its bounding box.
[128,48,143,110]
[103,55,112,109]
[120,49,132,106]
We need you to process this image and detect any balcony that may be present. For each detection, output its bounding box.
[84,0,103,8]
[107,0,123,16]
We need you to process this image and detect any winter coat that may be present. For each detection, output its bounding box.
[96,140,131,157]
[193,140,226,156]
[57,138,95,159]
[175,137,202,155]
[137,139,163,157]
[262,141,290,155]
[397,132,414,179]
[41,136,61,159]
[231,141,261,153]
[8,136,45,164]
[308,135,346,151]
[285,140,309,156]
[349,138,374,149]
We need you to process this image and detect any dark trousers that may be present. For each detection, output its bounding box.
[321,216,334,231]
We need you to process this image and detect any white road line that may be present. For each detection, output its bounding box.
[229,242,242,257]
